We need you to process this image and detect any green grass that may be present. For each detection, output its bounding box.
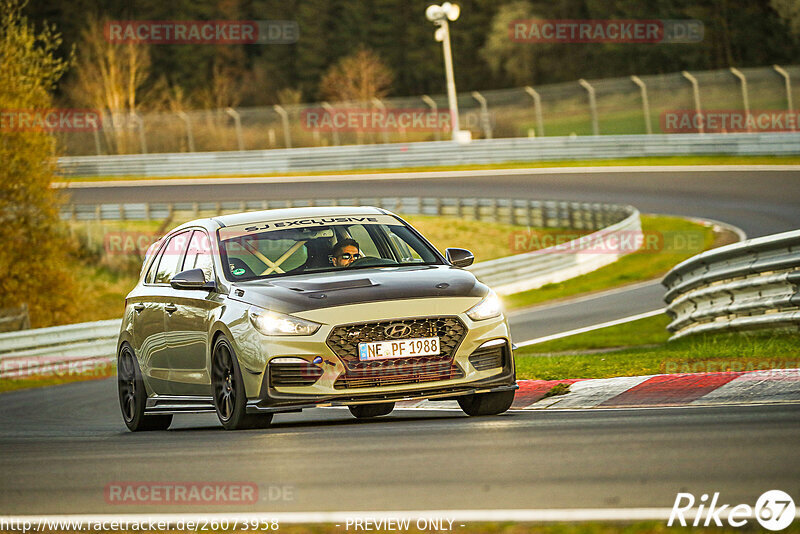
[56,155,800,182]
[522,314,671,354]
[503,215,731,310]
[515,329,800,381]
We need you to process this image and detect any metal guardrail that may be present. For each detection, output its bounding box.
[0,319,120,379]
[58,133,800,178]
[662,229,800,340]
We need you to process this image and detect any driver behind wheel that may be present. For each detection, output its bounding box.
[330,239,361,268]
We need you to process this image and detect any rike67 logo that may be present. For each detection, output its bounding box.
[669,490,796,531]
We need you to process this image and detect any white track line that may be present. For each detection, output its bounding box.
[0,508,690,524]
[516,309,665,347]
[54,164,800,188]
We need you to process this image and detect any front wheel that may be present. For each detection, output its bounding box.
[117,344,172,431]
[212,336,273,430]
[349,402,395,419]
[458,390,515,416]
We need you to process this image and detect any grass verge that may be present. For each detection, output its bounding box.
[515,325,800,381]
[57,154,800,182]
[503,215,733,310]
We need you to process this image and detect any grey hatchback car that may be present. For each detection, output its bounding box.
[117,206,517,431]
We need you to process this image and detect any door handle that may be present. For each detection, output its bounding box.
[133,303,145,313]
[165,303,178,314]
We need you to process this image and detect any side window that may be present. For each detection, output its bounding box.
[144,240,163,284]
[154,231,190,284]
[183,230,215,282]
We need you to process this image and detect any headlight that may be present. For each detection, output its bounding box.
[466,290,503,321]
[249,307,321,336]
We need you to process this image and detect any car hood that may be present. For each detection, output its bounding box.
[228,265,487,314]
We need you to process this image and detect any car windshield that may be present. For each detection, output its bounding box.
[217,214,442,281]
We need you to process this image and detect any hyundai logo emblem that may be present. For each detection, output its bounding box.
[384,324,412,339]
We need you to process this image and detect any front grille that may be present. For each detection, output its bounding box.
[269,362,323,387]
[468,344,507,371]
[327,316,467,389]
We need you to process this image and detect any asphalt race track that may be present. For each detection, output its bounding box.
[1,379,799,514]
[2,167,798,516]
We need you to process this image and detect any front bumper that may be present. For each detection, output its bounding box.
[236,304,516,413]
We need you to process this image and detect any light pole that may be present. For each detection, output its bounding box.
[426,3,470,143]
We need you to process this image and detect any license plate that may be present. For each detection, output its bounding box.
[358,337,440,361]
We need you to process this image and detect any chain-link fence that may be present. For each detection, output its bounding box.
[58,65,800,156]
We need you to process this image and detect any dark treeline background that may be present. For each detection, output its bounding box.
[24,0,800,107]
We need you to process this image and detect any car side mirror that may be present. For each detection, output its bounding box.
[170,268,216,291]
[446,248,474,268]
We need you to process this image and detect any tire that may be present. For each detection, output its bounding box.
[117,344,172,431]
[349,402,395,419]
[458,390,515,416]
[211,335,273,430]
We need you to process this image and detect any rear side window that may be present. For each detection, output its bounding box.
[183,230,215,282]
[150,231,191,284]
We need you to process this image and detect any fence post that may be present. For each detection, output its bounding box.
[729,68,751,133]
[421,95,442,141]
[471,91,493,139]
[681,71,703,134]
[131,112,147,154]
[225,107,245,150]
[321,102,340,146]
[578,79,599,135]
[371,98,391,144]
[773,65,795,131]
[93,128,103,155]
[524,86,545,137]
[272,105,292,148]
[630,75,653,134]
[177,111,196,152]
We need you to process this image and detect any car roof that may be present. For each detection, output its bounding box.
[211,205,389,227]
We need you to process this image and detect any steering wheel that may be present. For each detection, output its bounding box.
[348,256,398,268]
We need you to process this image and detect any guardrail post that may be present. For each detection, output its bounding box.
[177,111,196,152]
[372,98,391,144]
[578,79,599,135]
[129,112,147,154]
[729,68,752,133]
[471,91,493,139]
[225,107,245,151]
[630,76,653,134]
[524,86,545,137]
[321,102,340,146]
[421,95,442,141]
[93,128,103,155]
[773,65,795,132]
[681,71,704,134]
[272,105,292,148]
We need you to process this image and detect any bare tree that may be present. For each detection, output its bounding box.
[67,15,151,153]
[319,48,394,103]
